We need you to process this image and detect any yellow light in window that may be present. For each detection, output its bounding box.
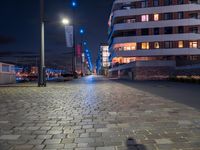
[142,42,149,50]
[178,41,184,48]
[189,41,198,48]
[154,14,159,21]
[154,42,160,49]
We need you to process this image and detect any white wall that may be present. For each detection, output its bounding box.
[0,63,16,85]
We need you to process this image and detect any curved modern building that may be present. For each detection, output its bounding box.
[109,0,200,67]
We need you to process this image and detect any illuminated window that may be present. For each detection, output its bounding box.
[154,42,160,49]
[141,42,149,50]
[178,41,184,48]
[154,14,159,21]
[141,15,149,22]
[190,41,198,48]
[114,43,137,51]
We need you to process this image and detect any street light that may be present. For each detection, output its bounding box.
[79,28,85,76]
[71,0,77,7]
[62,18,70,25]
[79,28,84,34]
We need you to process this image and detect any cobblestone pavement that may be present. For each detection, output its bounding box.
[0,75,200,150]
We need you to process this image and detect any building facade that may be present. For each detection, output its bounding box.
[109,0,200,67]
[96,45,111,75]
[0,62,16,84]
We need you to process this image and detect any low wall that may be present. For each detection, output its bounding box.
[109,60,176,80]
[133,66,174,80]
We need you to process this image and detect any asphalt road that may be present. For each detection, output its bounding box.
[113,79,200,110]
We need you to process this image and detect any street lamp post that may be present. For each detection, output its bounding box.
[38,0,46,87]
[72,0,77,78]
[80,28,84,76]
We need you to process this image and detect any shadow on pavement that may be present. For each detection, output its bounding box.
[126,138,147,150]
[113,79,200,110]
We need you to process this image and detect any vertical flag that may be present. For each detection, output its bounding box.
[65,25,73,48]
[76,44,81,58]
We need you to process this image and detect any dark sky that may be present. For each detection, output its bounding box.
[0,0,113,68]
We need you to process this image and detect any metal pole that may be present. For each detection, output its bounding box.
[38,0,46,87]
[73,25,76,78]
[80,35,83,76]
[72,9,76,78]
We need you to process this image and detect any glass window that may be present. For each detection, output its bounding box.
[2,64,10,72]
[178,26,184,33]
[154,42,160,49]
[189,13,198,19]
[164,27,173,34]
[178,41,184,48]
[141,42,149,50]
[153,0,159,6]
[189,0,198,4]
[154,28,159,35]
[189,27,198,33]
[164,41,173,48]
[178,12,184,19]
[141,0,148,8]
[178,0,184,4]
[164,0,172,5]
[126,18,136,23]
[141,15,149,22]
[154,14,159,21]
[141,28,149,35]
[164,13,173,20]
[190,41,198,48]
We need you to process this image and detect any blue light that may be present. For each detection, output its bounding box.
[80,28,84,34]
[83,42,87,45]
[72,1,77,7]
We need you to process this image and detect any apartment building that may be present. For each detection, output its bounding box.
[108,0,200,79]
[96,45,110,75]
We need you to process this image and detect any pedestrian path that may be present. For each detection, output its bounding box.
[0,75,200,150]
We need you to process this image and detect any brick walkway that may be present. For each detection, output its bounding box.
[0,76,200,150]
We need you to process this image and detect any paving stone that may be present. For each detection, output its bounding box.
[64,143,77,148]
[0,135,20,140]
[96,146,116,150]
[75,137,95,143]
[155,138,173,144]
[44,139,61,144]
[45,144,64,149]
[13,144,34,150]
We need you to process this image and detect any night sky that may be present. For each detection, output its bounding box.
[0,0,113,68]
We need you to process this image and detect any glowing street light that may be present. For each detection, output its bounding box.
[72,1,77,7]
[62,18,70,25]
[79,28,84,34]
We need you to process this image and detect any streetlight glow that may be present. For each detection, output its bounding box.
[80,28,84,34]
[72,1,77,7]
[62,18,70,25]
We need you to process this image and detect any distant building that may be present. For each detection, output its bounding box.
[108,0,200,80]
[96,44,111,75]
[0,62,16,84]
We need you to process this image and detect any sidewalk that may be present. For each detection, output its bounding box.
[0,76,200,150]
